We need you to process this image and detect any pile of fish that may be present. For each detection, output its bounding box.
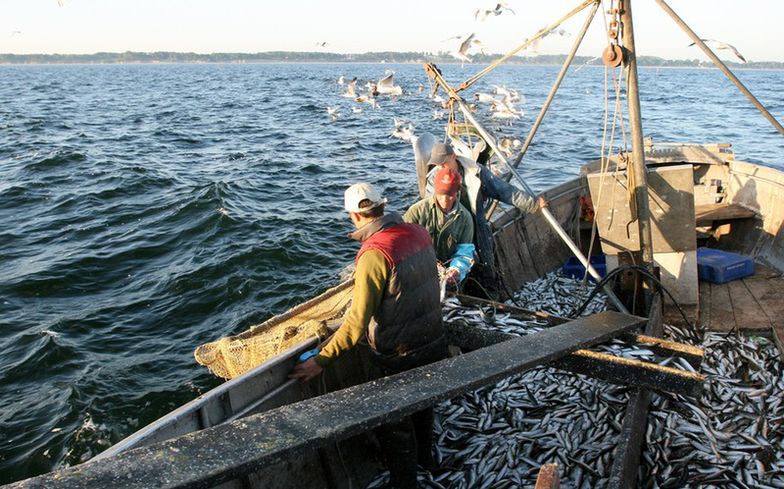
[366,272,784,488]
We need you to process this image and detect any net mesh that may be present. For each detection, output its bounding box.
[194,281,354,379]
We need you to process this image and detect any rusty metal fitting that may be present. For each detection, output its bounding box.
[603,44,624,67]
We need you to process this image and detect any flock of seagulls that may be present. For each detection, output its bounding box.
[474,2,515,22]
[325,71,404,122]
[323,66,528,152]
[474,85,525,120]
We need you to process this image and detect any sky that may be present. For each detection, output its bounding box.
[2,0,783,62]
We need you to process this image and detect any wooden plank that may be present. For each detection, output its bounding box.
[742,276,784,359]
[621,334,703,367]
[555,350,704,397]
[695,203,756,226]
[608,294,663,489]
[727,280,772,331]
[709,282,737,331]
[534,463,560,489]
[11,312,647,489]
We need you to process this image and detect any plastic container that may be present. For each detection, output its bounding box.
[696,247,754,284]
[561,254,606,280]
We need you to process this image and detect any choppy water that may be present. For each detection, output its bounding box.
[0,62,782,484]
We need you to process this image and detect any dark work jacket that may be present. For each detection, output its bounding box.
[353,213,446,372]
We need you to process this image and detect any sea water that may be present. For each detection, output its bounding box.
[0,62,782,483]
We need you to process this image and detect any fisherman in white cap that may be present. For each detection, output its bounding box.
[291,182,446,488]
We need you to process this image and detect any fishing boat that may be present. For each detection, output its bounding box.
[10,1,783,488]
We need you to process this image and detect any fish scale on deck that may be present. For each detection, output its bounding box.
[366,272,784,489]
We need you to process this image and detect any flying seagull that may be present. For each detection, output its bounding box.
[315,41,328,48]
[688,39,747,63]
[377,71,403,96]
[451,33,483,63]
[474,3,515,22]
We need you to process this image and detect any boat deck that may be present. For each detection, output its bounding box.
[697,262,784,356]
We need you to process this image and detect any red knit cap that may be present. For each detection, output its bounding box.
[434,167,462,196]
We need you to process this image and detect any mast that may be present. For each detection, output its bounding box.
[620,0,655,267]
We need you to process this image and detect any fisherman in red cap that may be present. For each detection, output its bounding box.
[423,142,546,298]
[404,166,475,287]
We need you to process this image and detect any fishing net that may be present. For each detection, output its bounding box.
[194,280,354,380]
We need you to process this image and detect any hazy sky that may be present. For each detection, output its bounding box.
[3,0,783,62]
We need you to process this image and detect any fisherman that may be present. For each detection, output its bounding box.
[290,182,447,489]
[425,142,547,298]
[403,166,475,288]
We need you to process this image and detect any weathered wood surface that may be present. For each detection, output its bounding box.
[608,293,664,489]
[708,281,737,331]
[9,312,646,489]
[695,202,757,226]
[445,311,704,397]
[534,463,561,489]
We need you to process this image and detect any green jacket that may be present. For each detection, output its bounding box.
[403,196,474,264]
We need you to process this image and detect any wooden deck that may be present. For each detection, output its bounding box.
[663,262,784,358]
[696,263,784,357]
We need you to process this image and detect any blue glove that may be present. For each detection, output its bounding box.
[298,348,320,363]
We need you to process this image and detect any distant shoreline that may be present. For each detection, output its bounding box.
[1,51,781,69]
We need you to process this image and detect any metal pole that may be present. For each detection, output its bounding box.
[655,0,784,136]
[458,0,598,93]
[453,97,629,314]
[513,1,601,169]
[485,1,600,219]
[620,0,655,267]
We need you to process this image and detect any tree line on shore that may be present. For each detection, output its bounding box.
[1,51,781,69]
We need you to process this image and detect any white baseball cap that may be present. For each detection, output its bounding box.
[344,182,387,213]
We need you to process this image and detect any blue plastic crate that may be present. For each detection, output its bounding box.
[696,247,754,284]
[561,254,606,280]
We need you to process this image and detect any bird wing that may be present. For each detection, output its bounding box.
[458,33,476,55]
[727,44,747,63]
[378,73,394,88]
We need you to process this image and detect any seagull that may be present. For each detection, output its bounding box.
[451,33,483,64]
[527,26,570,55]
[342,77,358,98]
[493,85,523,104]
[351,106,363,114]
[315,41,328,47]
[356,95,380,109]
[475,92,500,104]
[337,75,344,85]
[433,110,445,120]
[326,106,340,121]
[688,39,747,63]
[474,2,515,22]
[497,137,522,157]
[377,72,402,96]
[390,121,415,143]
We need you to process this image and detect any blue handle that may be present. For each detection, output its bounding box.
[298,348,320,363]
